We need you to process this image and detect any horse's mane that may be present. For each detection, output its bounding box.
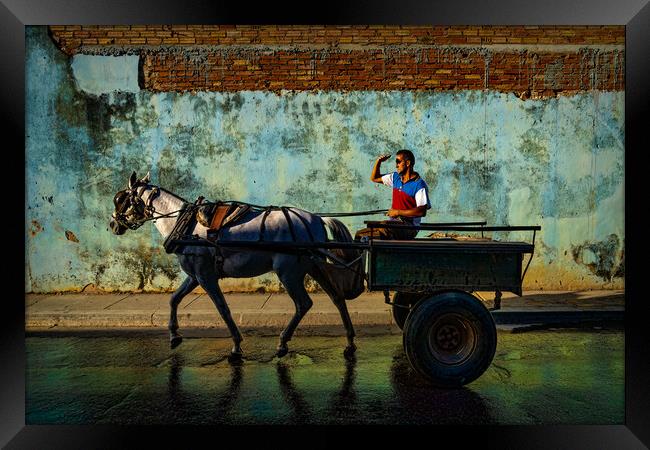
[151,185,189,204]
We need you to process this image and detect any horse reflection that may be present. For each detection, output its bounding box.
[276,362,313,424]
[275,355,358,424]
[167,353,243,423]
[325,356,358,422]
[389,348,495,424]
[212,362,243,419]
[167,353,184,409]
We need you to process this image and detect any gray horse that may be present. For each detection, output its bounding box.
[109,172,364,360]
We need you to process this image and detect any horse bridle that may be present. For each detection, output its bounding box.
[112,184,161,230]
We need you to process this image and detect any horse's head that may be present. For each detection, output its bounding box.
[109,171,153,235]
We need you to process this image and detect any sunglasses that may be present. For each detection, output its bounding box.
[395,159,404,164]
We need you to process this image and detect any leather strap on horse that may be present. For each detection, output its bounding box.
[280,207,297,241]
[208,203,233,230]
[286,208,315,242]
[143,186,160,217]
[258,207,274,242]
[163,197,203,254]
[256,206,317,243]
[189,199,344,245]
[203,202,252,242]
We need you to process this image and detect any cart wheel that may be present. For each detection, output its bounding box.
[403,290,496,387]
[392,292,424,330]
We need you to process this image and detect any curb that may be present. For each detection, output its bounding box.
[25,290,625,334]
[26,309,624,335]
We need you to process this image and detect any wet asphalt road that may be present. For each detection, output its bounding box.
[26,330,624,425]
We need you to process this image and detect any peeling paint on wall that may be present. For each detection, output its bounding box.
[71,54,140,96]
[64,231,79,243]
[30,221,43,237]
[26,26,625,292]
[571,234,624,281]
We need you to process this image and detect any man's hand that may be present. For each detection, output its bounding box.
[371,154,392,182]
[387,206,427,218]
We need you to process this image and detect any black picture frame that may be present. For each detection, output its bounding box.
[3,0,648,448]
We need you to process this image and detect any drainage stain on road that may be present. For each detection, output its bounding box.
[26,331,624,425]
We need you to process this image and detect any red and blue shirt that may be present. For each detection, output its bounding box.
[381,172,431,226]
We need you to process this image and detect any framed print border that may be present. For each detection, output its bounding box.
[2,0,648,447]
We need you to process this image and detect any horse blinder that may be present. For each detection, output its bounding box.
[112,188,149,230]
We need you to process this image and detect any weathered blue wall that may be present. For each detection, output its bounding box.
[26,27,624,293]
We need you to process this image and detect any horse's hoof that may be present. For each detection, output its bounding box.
[170,335,183,349]
[228,351,243,363]
[276,346,288,358]
[343,344,357,360]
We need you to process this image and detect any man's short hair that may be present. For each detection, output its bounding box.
[397,149,415,167]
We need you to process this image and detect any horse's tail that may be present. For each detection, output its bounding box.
[321,217,356,258]
[316,217,365,300]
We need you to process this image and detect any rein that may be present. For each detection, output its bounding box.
[113,184,191,229]
[135,205,189,224]
[115,186,387,232]
[197,200,388,218]
[313,209,387,217]
[115,186,366,277]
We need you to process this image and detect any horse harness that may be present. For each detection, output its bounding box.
[112,184,160,230]
[116,187,363,282]
[115,183,363,283]
[164,198,321,250]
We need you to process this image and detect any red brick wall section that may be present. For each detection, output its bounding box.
[49,25,625,97]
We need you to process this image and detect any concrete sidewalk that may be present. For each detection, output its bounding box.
[25,290,625,334]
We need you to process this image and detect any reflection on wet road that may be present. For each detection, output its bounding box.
[26,331,624,425]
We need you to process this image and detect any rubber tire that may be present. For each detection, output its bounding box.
[392,292,425,330]
[403,291,497,388]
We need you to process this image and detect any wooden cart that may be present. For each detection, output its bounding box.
[172,220,540,387]
[363,221,540,387]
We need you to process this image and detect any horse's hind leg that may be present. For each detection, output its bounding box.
[169,276,199,349]
[275,269,313,358]
[308,268,357,359]
[331,297,357,359]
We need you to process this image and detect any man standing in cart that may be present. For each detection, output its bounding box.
[355,149,431,240]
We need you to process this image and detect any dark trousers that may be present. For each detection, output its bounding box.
[354,220,418,241]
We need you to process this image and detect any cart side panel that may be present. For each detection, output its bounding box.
[369,248,523,295]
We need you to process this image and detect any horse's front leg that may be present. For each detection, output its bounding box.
[169,276,199,349]
[196,275,244,360]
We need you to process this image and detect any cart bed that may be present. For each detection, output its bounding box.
[367,238,534,295]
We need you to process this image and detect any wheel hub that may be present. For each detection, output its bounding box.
[435,324,461,351]
[428,313,478,365]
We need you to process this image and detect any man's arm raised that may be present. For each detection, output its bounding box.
[371,154,392,183]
